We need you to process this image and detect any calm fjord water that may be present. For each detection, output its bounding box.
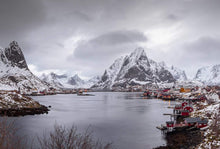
[12,92,174,149]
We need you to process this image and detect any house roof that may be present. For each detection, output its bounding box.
[166,121,174,124]
[185,117,201,123]
[197,119,208,124]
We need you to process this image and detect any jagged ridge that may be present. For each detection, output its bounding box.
[40,73,100,88]
[195,64,220,85]
[0,41,50,92]
[93,47,187,90]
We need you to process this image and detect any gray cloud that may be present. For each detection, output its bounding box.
[166,14,179,21]
[0,0,220,78]
[184,37,220,64]
[0,0,46,46]
[91,30,147,45]
[68,30,147,75]
[72,30,147,59]
[69,11,93,22]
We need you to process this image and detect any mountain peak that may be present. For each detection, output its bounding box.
[9,40,19,47]
[4,41,29,70]
[93,47,176,90]
[73,74,80,79]
[0,42,50,91]
[130,47,146,58]
[159,61,166,67]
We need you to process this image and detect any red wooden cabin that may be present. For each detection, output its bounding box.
[166,121,174,127]
[196,119,208,128]
[184,117,201,127]
[183,105,194,112]
[181,110,190,116]
[182,102,188,107]
[174,104,182,110]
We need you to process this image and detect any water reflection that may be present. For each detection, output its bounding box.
[5,92,173,149]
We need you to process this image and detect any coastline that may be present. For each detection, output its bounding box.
[0,90,49,117]
[154,91,220,149]
[0,105,49,116]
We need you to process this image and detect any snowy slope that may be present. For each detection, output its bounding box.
[168,65,187,81]
[0,41,50,91]
[93,47,184,90]
[195,64,220,85]
[40,73,66,88]
[95,56,125,89]
[86,76,101,88]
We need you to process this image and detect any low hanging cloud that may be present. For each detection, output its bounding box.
[71,30,147,61]
[183,36,220,65]
[67,30,147,75]
[89,30,147,46]
[160,36,220,78]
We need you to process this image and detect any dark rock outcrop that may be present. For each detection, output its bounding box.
[5,41,29,70]
[0,105,49,117]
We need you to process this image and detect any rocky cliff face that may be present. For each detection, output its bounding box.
[92,47,178,90]
[4,41,29,69]
[167,65,187,81]
[0,41,50,91]
[68,75,85,86]
[195,64,220,85]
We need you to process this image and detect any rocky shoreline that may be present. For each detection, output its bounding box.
[0,90,49,117]
[0,105,49,116]
[155,129,202,149]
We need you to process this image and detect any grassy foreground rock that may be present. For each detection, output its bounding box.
[0,90,49,116]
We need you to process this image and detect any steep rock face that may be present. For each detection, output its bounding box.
[195,64,220,85]
[93,47,177,90]
[167,65,187,81]
[87,76,101,85]
[5,41,29,69]
[68,75,85,86]
[97,57,124,89]
[40,73,66,88]
[0,41,50,91]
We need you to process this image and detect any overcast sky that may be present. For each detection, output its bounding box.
[0,0,220,79]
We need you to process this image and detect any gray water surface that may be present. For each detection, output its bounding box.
[11,92,174,149]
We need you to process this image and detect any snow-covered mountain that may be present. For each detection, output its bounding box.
[168,65,187,81]
[40,72,67,88]
[92,47,186,90]
[68,74,85,87]
[0,41,50,91]
[40,73,100,88]
[195,64,220,85]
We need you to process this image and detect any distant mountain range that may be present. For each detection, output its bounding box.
[0,41,219,91]
[92,47,187,90]
[195,64,220,85]
[0,41,49,91]
[40,73,100,89]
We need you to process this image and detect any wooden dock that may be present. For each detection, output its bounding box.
[163,113,181,116]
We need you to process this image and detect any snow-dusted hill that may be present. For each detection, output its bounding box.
[168,65,187,81]
[40,73,100,88]
[92,47,186,90]
[0,41,50,91]
[195,64,220,85]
